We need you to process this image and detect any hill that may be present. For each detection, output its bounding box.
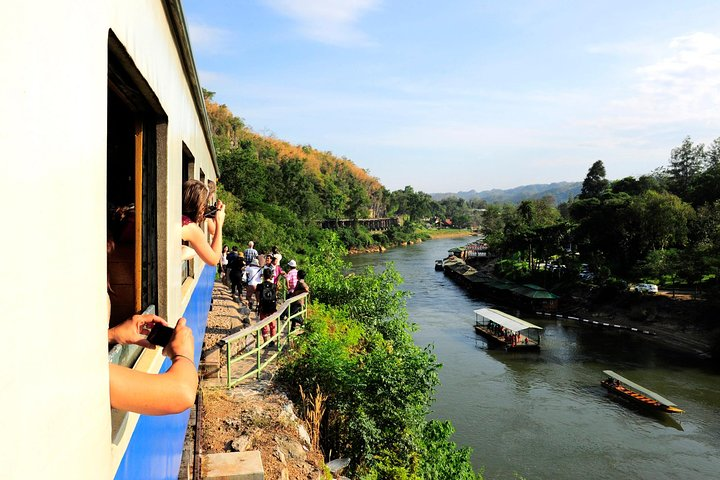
[431,181,582,204]
[204,90,387,220]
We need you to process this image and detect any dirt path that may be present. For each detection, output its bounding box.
[179,281,327,480]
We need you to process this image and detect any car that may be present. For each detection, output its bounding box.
[578,271,595,281]
[635,283,658,294]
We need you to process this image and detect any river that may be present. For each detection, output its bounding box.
[348,236,720,480]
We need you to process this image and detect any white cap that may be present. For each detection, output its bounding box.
[288,260,297,267]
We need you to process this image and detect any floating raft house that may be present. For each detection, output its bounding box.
[474,308,543,350]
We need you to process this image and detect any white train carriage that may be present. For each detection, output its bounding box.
[1,1,218,478]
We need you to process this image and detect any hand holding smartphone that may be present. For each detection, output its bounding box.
[146,323,175,347]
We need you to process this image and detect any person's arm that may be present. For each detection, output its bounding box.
[109,318,198,415]
[206,218,217,236]
[181,203,225,266]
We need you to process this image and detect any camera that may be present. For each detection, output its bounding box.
[146,323,175,347]
[204,202,218,218]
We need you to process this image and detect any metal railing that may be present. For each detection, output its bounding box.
[218,292,308,388]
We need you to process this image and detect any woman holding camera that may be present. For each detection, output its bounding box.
[181,179,225,266]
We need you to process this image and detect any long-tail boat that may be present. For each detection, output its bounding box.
[601,370,684,414]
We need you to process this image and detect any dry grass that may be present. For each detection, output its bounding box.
[299,385,326,453]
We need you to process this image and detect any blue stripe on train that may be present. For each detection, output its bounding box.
[114,265,215,480]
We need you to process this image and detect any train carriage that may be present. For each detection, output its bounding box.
[1,1,218,478]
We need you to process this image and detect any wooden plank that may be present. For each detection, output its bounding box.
[134,120,143,312]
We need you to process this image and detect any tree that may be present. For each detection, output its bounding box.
[667,136,704,200]
[277,157,323,220]
[323,181,348,223]
[631,190,695,252]
[570,192,637,274]
[390,186,433,222]
[438,197,472,227]
[612,175,663,196]
[579,160,610,199]
[705,137,720,169]
[217,141,269,206]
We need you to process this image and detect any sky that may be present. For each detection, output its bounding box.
[183,0,720,193]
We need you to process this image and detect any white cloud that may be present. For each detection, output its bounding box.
[188,23,233,54]
[612,32,720,124]
[576,31,720,151]
[261,0,380,46]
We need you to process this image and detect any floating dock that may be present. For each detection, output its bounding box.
[474,308,543,350]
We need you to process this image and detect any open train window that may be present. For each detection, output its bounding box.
[107,31,166,368]
[181,144,195,282]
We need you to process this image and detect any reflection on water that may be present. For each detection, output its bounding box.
[348,237,720,480]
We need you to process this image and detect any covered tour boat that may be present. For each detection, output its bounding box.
[601,370,684,414]
[473,308,543,350]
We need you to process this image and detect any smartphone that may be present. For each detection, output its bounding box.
[146,324,174,347]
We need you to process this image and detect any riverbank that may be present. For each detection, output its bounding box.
[423,227,474,239]
[555,287,717,361]
[460,257,717,361]
[346,228,473,255]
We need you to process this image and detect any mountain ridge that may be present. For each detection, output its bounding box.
[431,181,582,204]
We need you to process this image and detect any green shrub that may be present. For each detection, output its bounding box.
[278,248,481,478]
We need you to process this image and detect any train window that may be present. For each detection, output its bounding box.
[199,168,213,244]
[107,31,166,368]
[107,31,168,447]
[181,144,195,282]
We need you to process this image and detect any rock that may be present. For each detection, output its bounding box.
[280,468,289,480]
[326,457,350,473]
[282,403,298,421]
[297,424,311,446]
[275,447,286,465]
[230,435,250,452]
[223,418,242,429]
[278,439,307,462]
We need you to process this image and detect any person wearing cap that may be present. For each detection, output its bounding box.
[244,257,262,308]
[285,259,298,293]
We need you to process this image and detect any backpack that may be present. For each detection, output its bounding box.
[260,281,277,307]
[227,252,239,269]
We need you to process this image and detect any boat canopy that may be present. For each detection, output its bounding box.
[474,308,543,333]
[603,370,678,407]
